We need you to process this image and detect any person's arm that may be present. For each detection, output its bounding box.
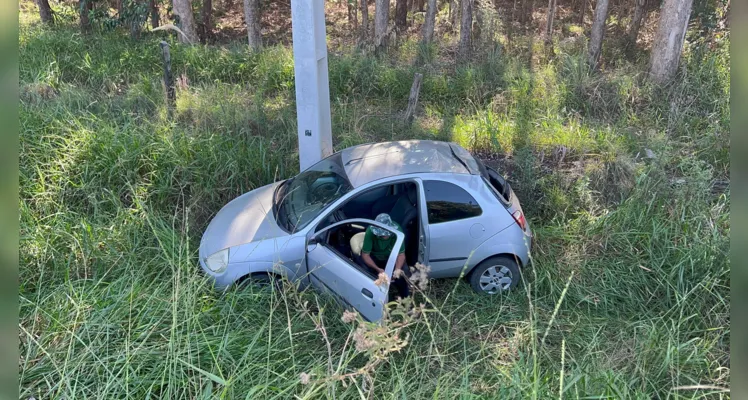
[362,252,384,274]
[360,229,384,274]
[394,253,406,271]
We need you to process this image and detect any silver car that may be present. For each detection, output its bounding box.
[199,140,532,321]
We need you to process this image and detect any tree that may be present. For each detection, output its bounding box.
[149,0,160,28]
[125,0,149,38]
[36,0,54,24]
[117,0,124,20]
[199,0,213,43]
[627,0,646,44]
[360,0,369,42]
[422,0,437,44]
[587,0,610,69]
[243,0,262,50]
[545,0,557,38]
[348,0,358,30]
[395,0,407,31]
[458,0,473,57]
[374,0,390,51]
[649,0,694,83]
[449,0,459,30]
[173,0,199,43]
[79,0,93,34]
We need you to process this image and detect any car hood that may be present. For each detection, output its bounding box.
[200,181,287,257]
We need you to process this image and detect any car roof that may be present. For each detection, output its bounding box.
[340,140,480,188]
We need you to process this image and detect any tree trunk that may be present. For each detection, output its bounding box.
[360,0,369,42]
[627,0,645,44]
[160,41,176,117]
[587,0,609,69]
[545,0,557,38]
[79,0,93,34]
[348,0,358,30]
[578,0,586,24]
[422,0,437,43]
[199,0,212,43]
[374,0,390,51]
[243,0,262,50]
[506,0,515,42]
[458,0,473,57]
[474,0,483,41]
[36,0,54,24]
[649,0,693,83]
[173,0,199,43]
[129,0,143,39]
[395,0,407,31]
[449,0,459,30]
[404,73,423,125]
[150,0,160,28]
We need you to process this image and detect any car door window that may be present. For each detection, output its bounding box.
[423,180,482,224]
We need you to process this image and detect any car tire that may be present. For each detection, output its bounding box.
[468,256,521,294]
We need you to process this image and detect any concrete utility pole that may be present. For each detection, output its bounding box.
[291,0,334,171]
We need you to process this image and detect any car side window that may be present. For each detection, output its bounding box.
[423,180,482,224]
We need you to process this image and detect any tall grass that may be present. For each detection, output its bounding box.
[19,6,729,399]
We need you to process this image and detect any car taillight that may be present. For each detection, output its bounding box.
[512,210,526,230]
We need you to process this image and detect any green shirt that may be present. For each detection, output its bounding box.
[361,222,405,261]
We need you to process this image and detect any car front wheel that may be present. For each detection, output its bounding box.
[469,256,521,294]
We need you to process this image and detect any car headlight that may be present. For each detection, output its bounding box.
[204,248,229,273]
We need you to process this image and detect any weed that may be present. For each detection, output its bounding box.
[18,4,729,398]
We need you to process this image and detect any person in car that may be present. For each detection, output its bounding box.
[361,213,410,299]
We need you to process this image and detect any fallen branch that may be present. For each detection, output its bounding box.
[152,24,195,44]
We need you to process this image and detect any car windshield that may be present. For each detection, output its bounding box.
[274,153,353,233]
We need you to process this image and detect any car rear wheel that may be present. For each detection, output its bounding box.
[469,256,520,294]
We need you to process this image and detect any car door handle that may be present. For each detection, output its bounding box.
[361,288,373,299]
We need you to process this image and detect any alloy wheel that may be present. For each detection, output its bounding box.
[479,265,513,294]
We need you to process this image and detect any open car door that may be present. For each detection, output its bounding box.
[305,218,404,322]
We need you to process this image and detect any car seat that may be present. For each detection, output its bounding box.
[383,185,419,266]
[349,232,370,272]
[350,232,366,257]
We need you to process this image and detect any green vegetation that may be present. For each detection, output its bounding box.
[19,3,729,398]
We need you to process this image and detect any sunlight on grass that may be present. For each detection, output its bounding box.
[17,1,730,397]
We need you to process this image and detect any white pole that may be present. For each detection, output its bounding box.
[291,0,334,172]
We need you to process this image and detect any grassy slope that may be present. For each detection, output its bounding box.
[19,3,730,399]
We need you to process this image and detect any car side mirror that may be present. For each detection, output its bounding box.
[306,237,317,252]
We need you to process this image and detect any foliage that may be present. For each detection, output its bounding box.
[18,2,730,399]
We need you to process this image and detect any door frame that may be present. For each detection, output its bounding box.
[413,177,430,266]
[308,177,429,265]
[305,218,405,321]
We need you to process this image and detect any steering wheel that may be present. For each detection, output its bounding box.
[310,181,338,202]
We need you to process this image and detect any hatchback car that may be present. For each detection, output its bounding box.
[199,140,532,321]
